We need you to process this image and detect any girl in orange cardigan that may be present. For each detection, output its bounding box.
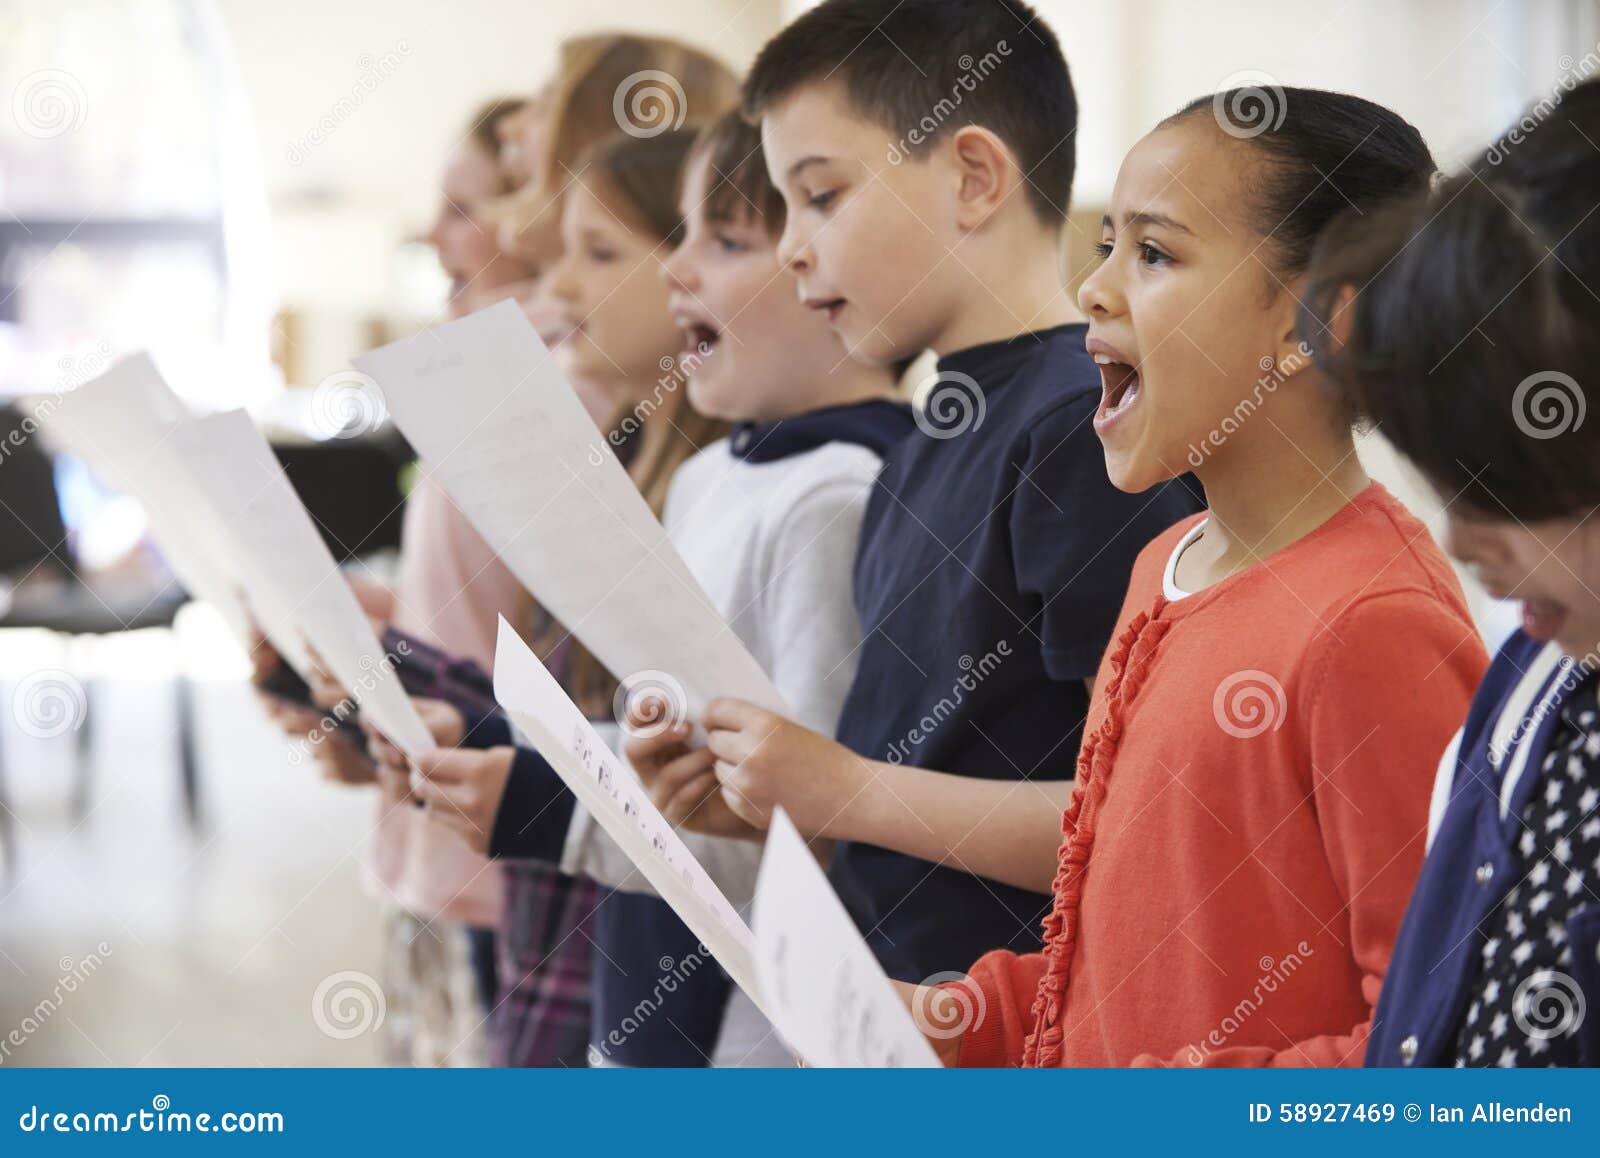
[915,88,1490,1066]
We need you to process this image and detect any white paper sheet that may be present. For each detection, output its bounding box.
[490,615,771,1015]
[39,355,431,758]
[356,300,786,725]
[37,354,261,650]
[752,810,941,1068]
[161,409,434,758]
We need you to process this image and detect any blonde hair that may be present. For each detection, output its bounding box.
[487,33,739,258]
[526,124,732,719]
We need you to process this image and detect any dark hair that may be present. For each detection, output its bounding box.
[1301,79,1600,522]
[466,97,526,193]
[689,109,787,235]
[1163,87,1435,281]
[576,128,702,244]
[742,0,1076,222]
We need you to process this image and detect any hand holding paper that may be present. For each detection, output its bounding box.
[490,615,769,1012]
[751,810,942,1068]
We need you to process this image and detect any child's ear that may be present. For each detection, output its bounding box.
[1270,275,1314,376]
[947,125,1021,230]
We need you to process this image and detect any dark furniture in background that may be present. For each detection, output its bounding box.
[270,429,413,561]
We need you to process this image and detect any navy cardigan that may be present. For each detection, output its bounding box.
[1368,630,1600,1066]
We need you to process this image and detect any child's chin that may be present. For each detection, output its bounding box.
[1104,452,1170,496]
[839,324,903,367]
[686,377,742,425]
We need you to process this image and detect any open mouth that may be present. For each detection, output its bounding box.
[1093,354,1142,427]
[685,321,721,356]
[805,297,846,324]
[674,315,722,367]
[1521,596,1570,643]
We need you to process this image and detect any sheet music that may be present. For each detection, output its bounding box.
[752,810,941,1068]
[356,300,786,724]
[38,354,303,669]
[39,356,432,757]
[490,616,770,1016]
[163,410,434,758]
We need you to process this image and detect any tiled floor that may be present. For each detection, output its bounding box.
[0,608,389,1066]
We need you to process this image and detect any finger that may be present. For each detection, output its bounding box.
[719,779,768,828]
[629,736,693,783]
[652,746,717,800]
[365,729,403,764]
[662,769,720,826]
[373,759,412,799]
[411,748,471,785]
[623,723,691,766]
[701,697,765,732]
[307,679,348,713]
[705,728,754,766]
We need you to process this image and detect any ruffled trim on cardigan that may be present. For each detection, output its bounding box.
[1023,604,1171,1067]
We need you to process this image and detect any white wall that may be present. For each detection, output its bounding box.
[216,0,781,379]
[234,0,1600,323]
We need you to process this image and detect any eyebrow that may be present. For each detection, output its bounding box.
[1101,210,1197,236]
[784,155,833,180]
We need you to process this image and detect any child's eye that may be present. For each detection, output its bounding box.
[806,189,838,211]
[1138,242,1172,267]
[586,245,618,263]
[1092,240,1113,260]
[714,231,747,255]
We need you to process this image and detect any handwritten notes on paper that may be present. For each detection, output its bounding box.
[490,616,769,1014]
[355,300,786,723]
[752,810,941,1068]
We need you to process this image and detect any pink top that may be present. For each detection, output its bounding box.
[364,475,530,927]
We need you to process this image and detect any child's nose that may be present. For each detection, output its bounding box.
[660,250,694,292]
[1077,258,1121,316]
[546,259,578,302]
[775,220,810,273]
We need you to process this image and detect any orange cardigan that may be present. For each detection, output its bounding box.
[955,483,1487,1067]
